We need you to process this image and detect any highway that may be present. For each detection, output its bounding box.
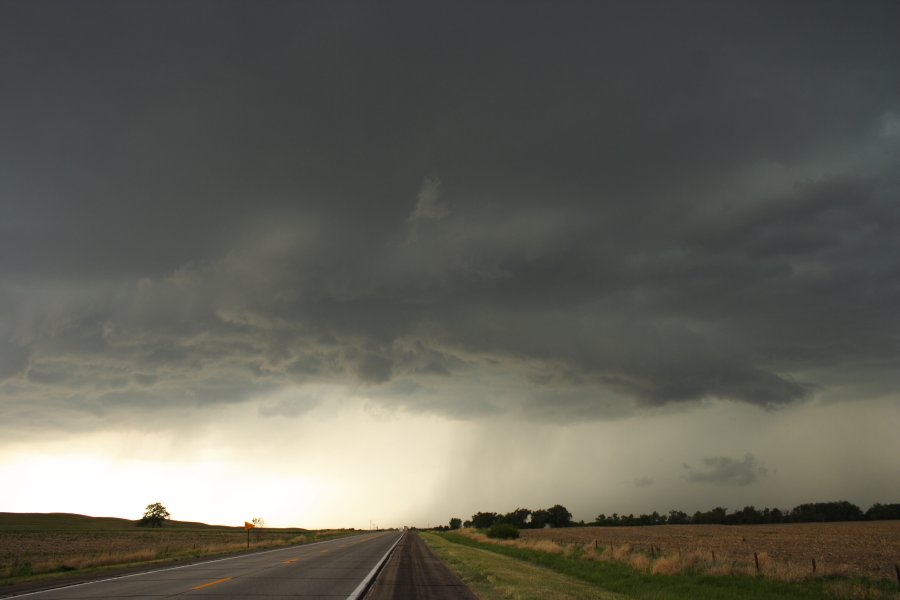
[2,531,403,599]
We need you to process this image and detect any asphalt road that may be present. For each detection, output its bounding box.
[2,531,403,600]
[364,532,477,600]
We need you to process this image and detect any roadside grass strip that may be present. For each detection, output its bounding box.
[420,532,628,600]
[430,532,900,600]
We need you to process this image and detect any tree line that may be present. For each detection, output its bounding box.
[450,501,900,530]
[450,504,574,530]
[595,501,900,526]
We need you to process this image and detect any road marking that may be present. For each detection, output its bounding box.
[319,549,329,554]
[191,577,232,590]
[346,531,404,600]
[283,558,301,564]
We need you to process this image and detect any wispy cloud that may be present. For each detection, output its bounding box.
[409,175,447,222]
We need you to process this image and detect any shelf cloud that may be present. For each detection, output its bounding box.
[1,1,898,526]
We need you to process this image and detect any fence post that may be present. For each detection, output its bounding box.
[711,550,716,564]
[812,558,816,574]
[754,552,759,573]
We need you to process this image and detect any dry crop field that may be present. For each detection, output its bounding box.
[520,521,900,581]
[0,513,348,580]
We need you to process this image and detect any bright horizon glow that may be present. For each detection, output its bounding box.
[2,395,898,529]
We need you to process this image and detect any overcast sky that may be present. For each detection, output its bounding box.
[1,1,899,529]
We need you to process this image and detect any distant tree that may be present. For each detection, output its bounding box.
[692,506,727,525]
[251,517,266,541]
[471,512,499,529]
[789,501,863,523]
[760,507,783,523]
[589,501,898,529]
[667,510,690,525]
[546,504,573,528]
[725,506,764,525]
[138,502,170,528]
[637,511,665,525]
[866,503,900,521]
[449,517,462,530]
[529,509,550,529]
[499,508,531,528]
[463,520,473,528]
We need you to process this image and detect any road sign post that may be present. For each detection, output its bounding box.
[244,521,255,548]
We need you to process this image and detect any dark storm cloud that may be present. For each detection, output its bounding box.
[684,454,768,486]
[1,1,899,429]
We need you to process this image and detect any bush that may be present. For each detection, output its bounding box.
[487,523,519,539]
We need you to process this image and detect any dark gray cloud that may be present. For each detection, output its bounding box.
[1,1,899,430]
[684,454,769,486]
[0,338,32,381]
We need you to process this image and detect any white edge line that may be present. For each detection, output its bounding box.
[345,530,405,600]
[2,531,376,599]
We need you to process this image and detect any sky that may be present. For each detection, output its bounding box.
[1,1,899,530]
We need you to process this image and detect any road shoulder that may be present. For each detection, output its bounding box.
[365,531,478,599]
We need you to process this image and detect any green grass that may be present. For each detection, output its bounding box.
[421,532,627,599]
[433,532,900,600]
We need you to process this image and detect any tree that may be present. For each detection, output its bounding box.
[546,504,573,528]
[449,517,462,530]
[138,502,170,528]
[252,517,266,541]
[471,511,499,529]
[500,508,531,528]
[866,503,900,521]
[693,506,727,524]
[789,501,863,523]
[529,509,550,529]
[668,510,689,525]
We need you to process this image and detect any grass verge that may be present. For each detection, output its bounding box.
[420,532,627,599]
[432,532,900,600]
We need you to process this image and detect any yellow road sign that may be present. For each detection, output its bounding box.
[244,521,255,530]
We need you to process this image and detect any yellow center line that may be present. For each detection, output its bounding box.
[319,549,329,554]
[283,558,301,564]
[191,577,233,591]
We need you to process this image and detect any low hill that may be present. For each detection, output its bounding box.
[0,512,308,532]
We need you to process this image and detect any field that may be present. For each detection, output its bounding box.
[519,522,900,582]
[431,530,900,600]
[0,512,354,582]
